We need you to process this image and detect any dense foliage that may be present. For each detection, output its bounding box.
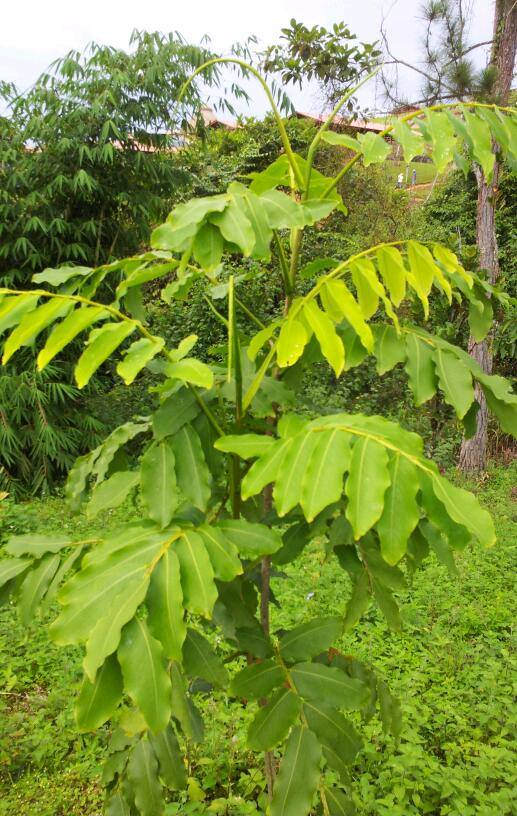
[0,61,516,816]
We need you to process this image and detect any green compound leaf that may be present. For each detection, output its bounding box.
[216,519,282,560]
[5,533,74,557]
[230,659,285,700]
[75,653,123,731]
[303,699,363,769]
[150,725,187,791]
[0,557,33,588]
[116,337,165,385]
[18,554,60,625]
[290,662,368,709]
[2,298,72,364]
[118,618,171,734]
[75,321,136,388]
[303,299,344,376]
[83,574,150,681]
[391,118,425,163]
[345,437,390,539]
[247,688,301,751]
[87,470,140,518]
[404,333,437,405]
[175,531,217,617]
[373,324,405,375]
[182,628,228,687]
[300,429,352,522]
[197,525,242,582]
[324,786,356,816]
[147,548,186,661]
[376,454,420,565]
[271,726,322,816]
[279,617,342,663]
[434,348,475,419]
[140,441,179,529]
[127,738,164,816]
[171,424,212,511]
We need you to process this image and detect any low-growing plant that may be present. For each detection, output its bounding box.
[0,63,516,815]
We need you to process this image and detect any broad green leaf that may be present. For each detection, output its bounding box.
[404,332,437,405]
[279,617,342,663]
[165,358,214,389]
[140,441,178,529]
[345,438,390,538]
[325,787,355,816]
[118,618,172,733]
[171,424,211,511]
[468,294,493,342]
[0,557,33,588]
[2,298,72,363]
[152,388,200,441]
[303,300,344,376]
[182,628,228,687]
[5,534,74,557]
[300,429,352,521]
[75,321,136,388]
[376,454,420,565]
[211,197,255,255]
[18,553,60,625]
[127,738,164,816]
[52,534,167,645]
[277,319,308,368]
[259,189,306,229]
[372,580,402,630]
[376,246,407,307]
[105,793,131,816]
[420,519,457,577]
[271,726,322,816]
[170,662,204,742]
[434,348,474,419]
[360,537,406,590]
[150,725,187,790]
[274,432,319,517]
[321,280,374,352]
[241,438,292,499]
[87,471,139,518]
[407,241,436,298]
[463,110,495,180]
[373,325,405,375]
[391,119,425,163]
[217,519,282,559]
[41,545,85,611]
[248,322,278,360]
[83,574,149,681]
[302,198,338,224]
[117,338,165,384]
[357,132,391,166]
[420,480,471,550]
[278,413,310,438]
[197,525,242,581]
[320,131,360,150]
[92,421,149,484]
[424,110,456,172]
[147,548,185,660]
[339,325,368,370]
[428,471,495,548]
[241,190,274,259]
[303,700,362,769]
[0,294,39,334]
[290,663,367,709]
[481,383,517,437]
[75,653,123,731]
[65,448,100,512]
[343,571,371,631]
[350,258,382,318]
[247,688,301,751]
[175,531,217,617]
[193,221,224,269]
[230,660,284,699]
[214,433,276,459]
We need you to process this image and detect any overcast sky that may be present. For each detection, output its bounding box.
[1,0,495,116]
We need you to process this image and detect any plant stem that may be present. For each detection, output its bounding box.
[261,484,275,798]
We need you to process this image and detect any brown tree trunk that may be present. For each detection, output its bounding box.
[458,0,516,472]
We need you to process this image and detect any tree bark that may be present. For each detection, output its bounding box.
[458,0,516,472]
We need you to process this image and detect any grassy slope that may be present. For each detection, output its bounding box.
[0,463,515,816]
[387,160,438,186]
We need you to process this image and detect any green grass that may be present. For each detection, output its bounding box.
[387,160,438,186]
[1,463,516,815]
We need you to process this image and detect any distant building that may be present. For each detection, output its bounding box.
[293,110,388,136]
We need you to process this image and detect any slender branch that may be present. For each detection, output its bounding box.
[273,230,291,293]
[176,57,305,189]
[234,295,266,329]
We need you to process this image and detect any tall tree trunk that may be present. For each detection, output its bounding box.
[458,0,516,471]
